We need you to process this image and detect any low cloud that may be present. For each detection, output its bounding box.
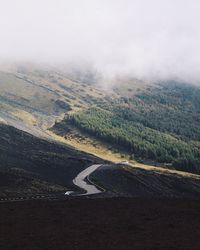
[0,0,200,83]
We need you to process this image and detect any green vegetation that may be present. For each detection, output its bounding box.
[121,82,200,140]
[96,82,200,140]
[58,82,200,174]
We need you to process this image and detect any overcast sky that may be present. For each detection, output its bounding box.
[0,0,200,82]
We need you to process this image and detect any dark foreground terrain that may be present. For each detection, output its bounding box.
[0,124,104,196]
[1,198,200,250]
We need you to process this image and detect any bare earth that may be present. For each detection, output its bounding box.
[0,198,200,250]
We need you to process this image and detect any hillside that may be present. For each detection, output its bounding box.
[0,66,108,135]
[90,164,200,198]
[0,123,104,196]
[0,64,200,196]
[0,65,152,164]
[53,81,200,174]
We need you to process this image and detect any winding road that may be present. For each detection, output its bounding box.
[65,164,104,196]
[0,164,104,202]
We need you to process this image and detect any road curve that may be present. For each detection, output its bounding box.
[66,164,103,196]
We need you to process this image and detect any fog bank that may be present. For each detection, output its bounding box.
[0,0,200,83]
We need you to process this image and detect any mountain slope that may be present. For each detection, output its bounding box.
[52,81,200,174]
[91,164,200,198]
[0,64,200,192]
[0,123,104,196]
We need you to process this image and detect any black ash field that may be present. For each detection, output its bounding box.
[1,198,200,250]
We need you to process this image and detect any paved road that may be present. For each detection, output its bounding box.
[66,164,104,196]
[0,165,104,202]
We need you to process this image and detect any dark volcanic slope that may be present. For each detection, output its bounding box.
[91,164,200,198]
[0,124,104,196]
[0,199,200,250]
[0,169,66,197]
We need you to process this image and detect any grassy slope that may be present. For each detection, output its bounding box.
[0,67,108,128]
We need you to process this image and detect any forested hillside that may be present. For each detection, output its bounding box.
[53,82,200,174]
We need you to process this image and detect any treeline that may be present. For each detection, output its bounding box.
[64,107,200,173]
[133,82,200,140]
[96,82,200,141]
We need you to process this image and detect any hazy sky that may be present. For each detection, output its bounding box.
[0,0,200,82]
